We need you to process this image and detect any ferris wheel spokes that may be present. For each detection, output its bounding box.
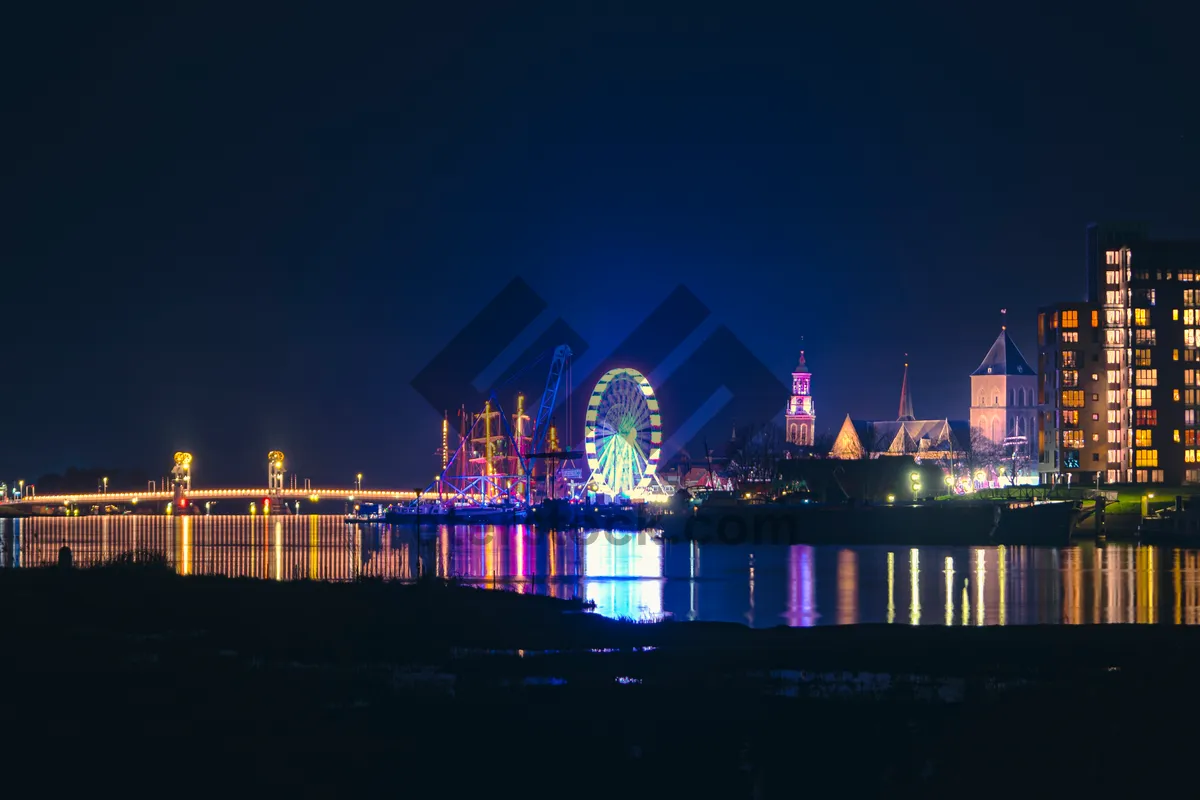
[584,366,662,497]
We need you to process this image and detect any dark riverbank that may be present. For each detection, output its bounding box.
[3,564,1198,796]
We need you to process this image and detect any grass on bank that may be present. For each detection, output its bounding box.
[937,484,1200,516]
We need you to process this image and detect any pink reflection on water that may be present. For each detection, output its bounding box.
[784,545,817,626]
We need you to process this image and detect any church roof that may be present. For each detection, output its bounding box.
[972,329,1033,376]
[794,350,809,372]
[829,415,969,459]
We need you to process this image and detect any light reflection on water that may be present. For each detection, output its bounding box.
[3,516,1200,627]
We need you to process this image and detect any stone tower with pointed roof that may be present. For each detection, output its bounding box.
[970,315,1037,446]
[785,350,816,445]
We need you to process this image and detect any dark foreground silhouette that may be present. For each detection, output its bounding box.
[1,555,1196,797]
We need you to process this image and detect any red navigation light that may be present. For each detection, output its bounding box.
[179,497,187,508]
[264,498,270,508]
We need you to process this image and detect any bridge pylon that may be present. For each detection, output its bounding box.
[171,452,192,507]
[267,451,286,512]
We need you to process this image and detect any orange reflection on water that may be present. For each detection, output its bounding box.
[836,549,858,625]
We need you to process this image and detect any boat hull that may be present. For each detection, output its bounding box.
[383,508,528,525]
[659,501,1079,546]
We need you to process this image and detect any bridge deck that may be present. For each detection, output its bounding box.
[8,488,420,504]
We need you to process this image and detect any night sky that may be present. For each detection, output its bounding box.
[5,2,1198,488]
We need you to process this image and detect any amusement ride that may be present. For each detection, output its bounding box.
[381,345,673,524]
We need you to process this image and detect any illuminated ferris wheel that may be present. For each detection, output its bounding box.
[584,367,662,496]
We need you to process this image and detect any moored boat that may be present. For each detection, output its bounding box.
[383,502,528,525]
[659,495,1081,546]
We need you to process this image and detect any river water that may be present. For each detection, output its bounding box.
[2,515,1196,626]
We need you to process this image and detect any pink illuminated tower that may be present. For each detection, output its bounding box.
[785,350,816,445]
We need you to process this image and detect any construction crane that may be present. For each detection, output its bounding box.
[530,345,572,459]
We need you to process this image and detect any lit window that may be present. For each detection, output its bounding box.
[1091,310,1099,327]
[1175,349,1180,361]
[1062,310,1078,328]
[1175,430,1181,443]
[1108,449,1122,463]
[1135,450,1159,468]
[1176,309,1181,320]
[1136,369,1158,387]
[1062,430,1084,449]
[1183,271,1196,282]
[1187,310,1199,325]
[1134,309,1150,327]
[1135,349,1151,366]
[1135,389,1153,406]
[1188,430,1198,446]
[1135,329,1156,345]
[1106,250,1119,265]
[1061,351,1078,368]
[1176,389,1182,402]
[1061,331,1079,343]
[1062,370,1079,387]
[1135,429,1153,447]
[1061,390,1084,408]
[1061,410,1079,426]
[1136,410,1158,426]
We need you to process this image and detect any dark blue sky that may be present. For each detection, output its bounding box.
[4,1,1198,487]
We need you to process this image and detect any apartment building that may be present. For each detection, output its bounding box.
[1039,224,1200,486]
[1036,302,1104,484]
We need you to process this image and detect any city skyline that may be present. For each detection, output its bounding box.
[5,4,1197,485]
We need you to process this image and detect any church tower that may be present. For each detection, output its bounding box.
[970,311,1037,446]
[785,351,816,445]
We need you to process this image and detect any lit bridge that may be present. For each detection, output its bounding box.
[9,488,419,506]
[4,450,423,509]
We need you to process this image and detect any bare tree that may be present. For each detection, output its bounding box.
[965,426,1006,481]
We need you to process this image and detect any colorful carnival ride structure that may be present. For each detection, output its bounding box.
[583,366,667,499]
[395,345,673,524]
[399,345,578,517]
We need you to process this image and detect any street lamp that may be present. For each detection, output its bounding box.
[103,476,108,494]
[356,473,363,492]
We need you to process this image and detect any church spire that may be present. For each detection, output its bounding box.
[898,356,915,421]
[795,336,808,372]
